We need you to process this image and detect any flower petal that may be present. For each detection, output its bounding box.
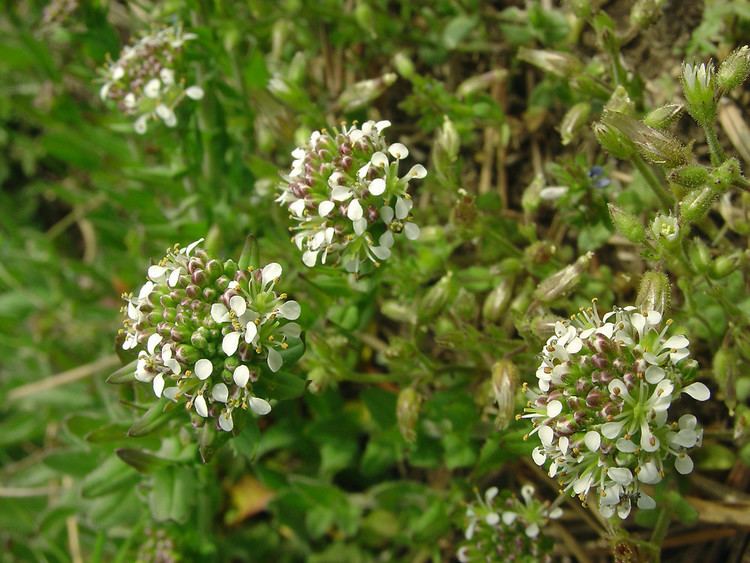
[194,395,208,417]
[249,396,272,415]
[195,358,213,380]
[682,382,710,401]
[211,382,229,403]
[222,332,241,356]
[233,365,250,388]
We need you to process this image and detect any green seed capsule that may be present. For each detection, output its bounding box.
[483,279,514,323]
[687,238,712,274]
[491,360,518,431]
[718,45,750,92]
[643,104,684,129]
[420,273,456,321]
[668,165,709,189]
[608,203,645,243]
[635,271,671,316]
[397,387,422,443]
[680,186,717,224]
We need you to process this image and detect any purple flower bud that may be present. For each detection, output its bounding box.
[186,284,200,298]
[191,269,206,286]
[592,353,609,369]
[586,388,603,407]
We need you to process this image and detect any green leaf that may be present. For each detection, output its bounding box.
[116,448,174,474]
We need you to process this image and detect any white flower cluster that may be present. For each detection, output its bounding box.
[121,240,302,432]
[458,485,561,563]
[277,120,427,273]
[99,25,204,134]
[524,303,710,519]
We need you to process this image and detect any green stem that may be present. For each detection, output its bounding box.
[703,123,726,166]
[633,156,675,209]
[648,507,671,562]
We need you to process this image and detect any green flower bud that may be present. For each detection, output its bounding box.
[668,164,709,189]
[710,254,741,279]
[717,46,750,92]
[517,47,583,78]
[635,271,671,316]
[710,157,741,193]
[491,360,518,431]
[687,238,712,274]
[397,387,422,443]
[483,279,514,323]
[608,203,645,243]
[560,102,591,146]
[593,120,636,159]
[533,251,593,302]
[570,0,592,19]
[630,0,665,29]
[603,111,689,168]
[434,115,460,182]
[420,272,456,321]
[451,288,479,322]
[680,186,717,224]
[521,174,545,213]
[643,103,684,129]
[380,300,417,324]
[456,69,507,98]
[605,85,635,115]
[682,61,717,126]
[336,72,397,112]
[392,52,416,80]
[570,74,611,99]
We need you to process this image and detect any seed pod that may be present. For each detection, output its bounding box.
[457,69,507,98]
[718,45,750,92]
[483,279,514,323]
[560,102,591,146]
[680,186,717,224]
[380,301,417,324]
[688,237,712,274]
[605,86,636,115]
[491,360,518,430]
[419,272,457,321]
[534,252,593,302]
[397,387,422,443]
[643,103,684,129]
[608,204,645,243]
[668,164,709,189]
[635,271,671,316]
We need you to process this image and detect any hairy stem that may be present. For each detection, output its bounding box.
[703,123,726,166]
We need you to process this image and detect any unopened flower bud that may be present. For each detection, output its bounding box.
[397,387,422,443]
[380,300,417,324]
[680,186,717,224]
[517,47,583,77]
[668,164,709,189]
[491,360,517,430]
[688,237,712,274]
[710,253,741,279]
[434,115,460,182]
[451,190,478,230]
[636,271,671,316]
[682,61,717,126]
[420,272,457,321]
[534,251,593,302]
[603,111,689,168]
[483,279,514,323]
[643,103,683,129]
[336,72,397,112]
[560,102,591,146]
[593,120,636,159]
[451,288,479,322]
[717,46,750,92]
[710,157,741,193]
[630,0,665,29]
[457,69,507,98]
[608,203,645,243]
[605,85,636,115]
[392,52,416,80]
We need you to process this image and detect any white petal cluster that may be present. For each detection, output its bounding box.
[120,240,303,433]
[99,25,204,134]
[457,484,561,563]
[525,303,709,519]
[277,120,426,272]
